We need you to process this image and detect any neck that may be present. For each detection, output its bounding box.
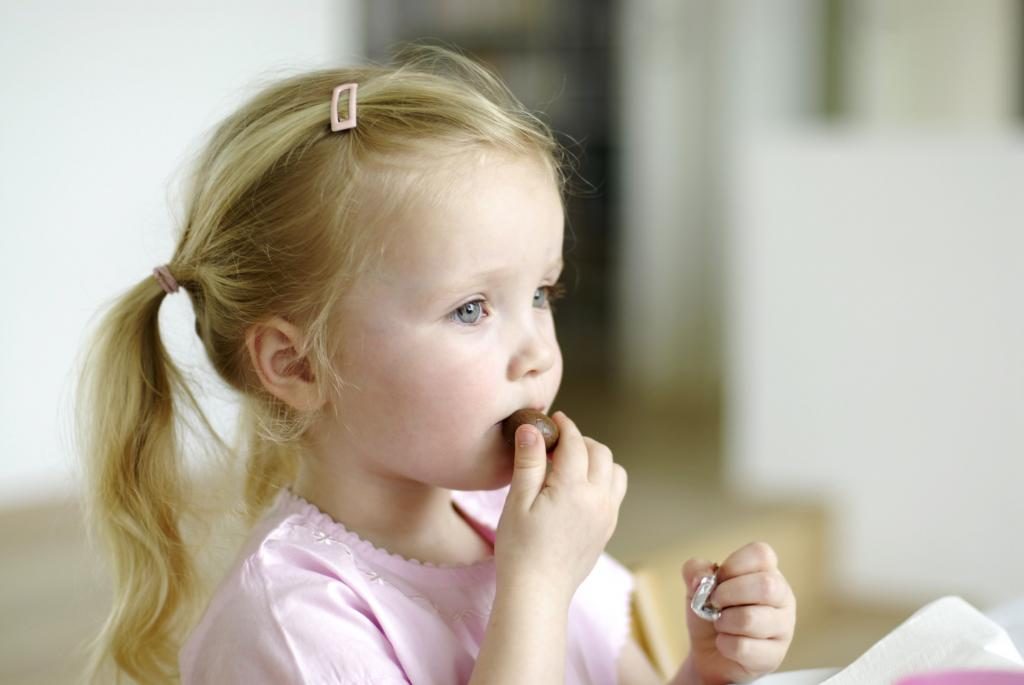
[291,431,493,566]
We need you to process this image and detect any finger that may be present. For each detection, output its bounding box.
[507,424,549,509]
[583,436,612,484]
[717,542,778,581]
[610,463,628,507]
[712,571,793,610]
[681,558,718,600]
[549,411,587,482]
[715,634,788,676]
[714,605,793,640]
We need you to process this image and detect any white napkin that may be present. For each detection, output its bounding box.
[822,596,1024,685]
[987,597,1024,655]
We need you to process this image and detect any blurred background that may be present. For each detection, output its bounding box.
[2,0,1022,682]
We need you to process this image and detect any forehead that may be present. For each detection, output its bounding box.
[378,153,565,283]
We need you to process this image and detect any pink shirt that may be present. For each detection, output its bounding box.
[179,486,634,684]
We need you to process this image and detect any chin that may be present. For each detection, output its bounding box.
[446,471,511,493]
[468,473,513,493]
[448,446,514,492]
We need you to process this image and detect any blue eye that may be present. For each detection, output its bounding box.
[451,299,485,324]
[534,282,567,309]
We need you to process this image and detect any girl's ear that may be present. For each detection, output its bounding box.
[245,316,324,412]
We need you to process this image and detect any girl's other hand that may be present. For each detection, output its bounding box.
[495,411,628,605]
[681,542,796,685]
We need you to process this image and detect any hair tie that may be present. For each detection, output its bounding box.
[153,265,180,294]
[330,83,358,132]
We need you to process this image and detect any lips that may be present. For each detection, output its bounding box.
[512,403,547,417]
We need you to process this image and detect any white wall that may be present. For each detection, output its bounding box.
[614,0,822,405]
[614,0,718,402]
[842,0,1020,127]
[723,133,1024,607]
[0,2,364,509]
[615,0,1023,608]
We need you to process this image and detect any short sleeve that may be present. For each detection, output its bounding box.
[180,555,411,685]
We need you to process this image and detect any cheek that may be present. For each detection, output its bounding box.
[405,346,496,414]
[546,324,565,394]
[377,344,502,469]
[356,335,498,423]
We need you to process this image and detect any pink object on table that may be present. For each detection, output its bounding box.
[896,671,1024,685]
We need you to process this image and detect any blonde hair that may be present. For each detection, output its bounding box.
[74,44,567,684]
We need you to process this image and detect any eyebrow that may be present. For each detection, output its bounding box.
[432,257,564,298]
[464,257,564,283]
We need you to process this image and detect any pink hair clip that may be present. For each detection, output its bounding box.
[330,83,358,132]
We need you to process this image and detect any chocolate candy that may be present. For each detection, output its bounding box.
[501,409,560,451]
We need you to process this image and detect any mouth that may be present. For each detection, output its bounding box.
[498,403,548,424]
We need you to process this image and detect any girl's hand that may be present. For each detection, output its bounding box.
[680,543,796,685]
[494,411,628,604]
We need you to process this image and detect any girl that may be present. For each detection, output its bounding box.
[75,45,796,684]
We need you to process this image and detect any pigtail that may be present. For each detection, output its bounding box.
[75,275,204,684]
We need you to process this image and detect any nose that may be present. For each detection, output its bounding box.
[507,317,558,380]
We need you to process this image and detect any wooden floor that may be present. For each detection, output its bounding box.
[1,497,112,685]
[0,386,914,684]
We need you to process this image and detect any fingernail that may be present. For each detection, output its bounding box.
[517,424,537,447]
